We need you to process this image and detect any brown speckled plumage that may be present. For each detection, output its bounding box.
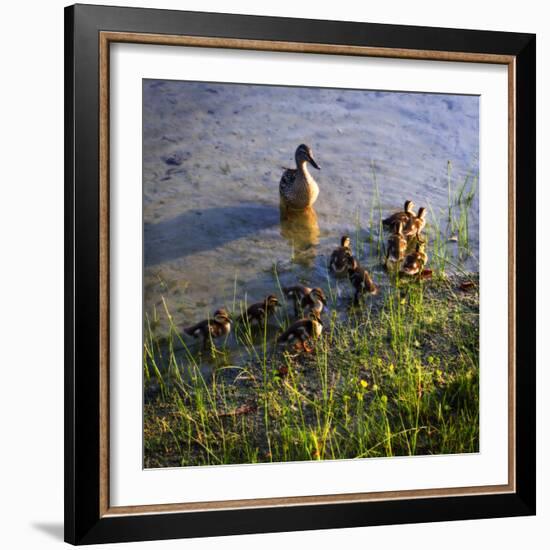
[401,240,428,276]
[403,207,427,238]
[283,285,312,316]
[329,235,353,276]
[184,308,231,349]
[279,144,320,210]
[277,315,323,349]
[283,285,326,317]
[240,295,279,325]
[347,257,378,304]
[301,287,327,317]
[383,200,415,232]
[386,221,407,265]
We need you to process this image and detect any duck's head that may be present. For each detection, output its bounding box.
[213,308,231,324]
[417,207,427,220]
[265,295,280,307]
[295,144,320,170]
[341,235,351,248]
[404,200,415,213]
[311,287,327,305]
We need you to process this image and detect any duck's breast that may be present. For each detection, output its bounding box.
[280,170,319,208]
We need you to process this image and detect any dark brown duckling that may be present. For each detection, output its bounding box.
[283,285,327,317]
[347,257,379,304]
[184,308,232,349]
[240,295,280,325]
[403,207,427,239]
[277,312,323,352]
[329,235,353,276]
[282,285,312,316]
[385,221,407,268]
[401,239,428,276]
[383,200,415,231]
[301,287,327,317]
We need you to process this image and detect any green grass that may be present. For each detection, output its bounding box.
[144,274,479,468]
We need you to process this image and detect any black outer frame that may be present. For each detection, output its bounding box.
[64,3,536,545]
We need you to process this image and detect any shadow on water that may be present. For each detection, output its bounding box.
[279,205,320,267]
[145,203,280,266]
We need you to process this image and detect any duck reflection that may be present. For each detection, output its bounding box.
[279,204,320,266]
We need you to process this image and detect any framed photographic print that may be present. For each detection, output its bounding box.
[64,3,536,545]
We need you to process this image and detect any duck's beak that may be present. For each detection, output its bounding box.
[308,154,320,170]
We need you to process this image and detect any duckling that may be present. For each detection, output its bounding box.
[385,221,407,268]
[183,308,231,349]
[282,285,312,316]
[279,144,321,210]
[301,287,327,317]
[383,200,415,231]
[347,257,378,304]
[401,239,428,276]
[283,285,327,317]
[329,235,353,276]
[277,312,323,352]
[240,295,280,326]
[403,207,427,239]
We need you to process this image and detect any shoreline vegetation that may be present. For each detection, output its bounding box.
[143,164,479,468]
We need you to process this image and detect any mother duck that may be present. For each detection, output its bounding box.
[279,144,321,210]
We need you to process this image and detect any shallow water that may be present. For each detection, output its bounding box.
[143,80,479,339]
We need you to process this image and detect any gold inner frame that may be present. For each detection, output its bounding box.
[98,31,516,517]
